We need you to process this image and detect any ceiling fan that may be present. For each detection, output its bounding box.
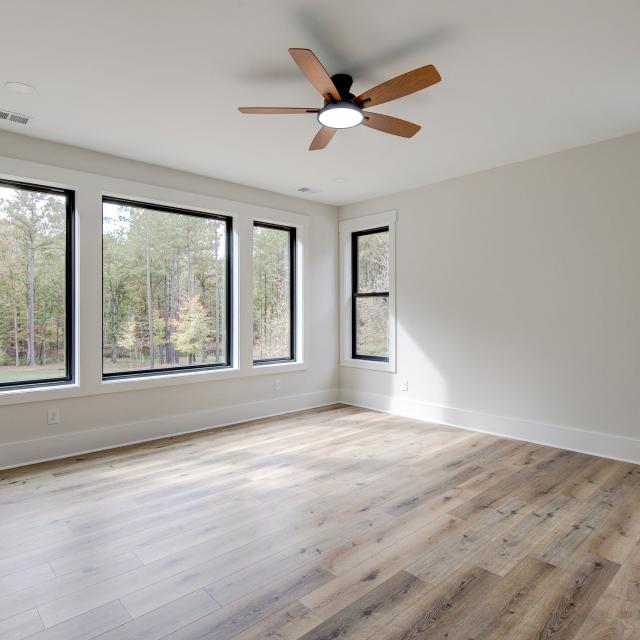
[239,48,441,150]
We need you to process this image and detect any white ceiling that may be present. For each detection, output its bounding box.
[1,1,640,206]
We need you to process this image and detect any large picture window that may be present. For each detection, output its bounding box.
[253,222,296,363]
[102,197,231,378]
[0,179,74,388]
[352,227,389,361]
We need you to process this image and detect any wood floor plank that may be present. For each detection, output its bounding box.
[573,540,640,639]
[574,609,635,640]
[161,563,334,640]
[536,472,640,569]
[0,609,44,640]
[366,563,500,639]
[93,589,219,640]
[477,494,575,576]
[0,405,637,640]
[0,552,143,623]
[300,515,465,619]
[469,556,559,640]
[0,563,55,596]
[32,601,130,637]
[449,448,573,522]
[407,497,528,584]
[231,602,323,640]
[584,485,640,563]
[296,570,430,640]
[202,512,384,607]
[527,555,620,640]
[119,510,385,618]
[321,494,464,576]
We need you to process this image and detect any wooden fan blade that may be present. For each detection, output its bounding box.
[362,112,421,138]
[289,48,341,102]
[356,64,441,108]
[238,107,319,114]
[309,127,336,151]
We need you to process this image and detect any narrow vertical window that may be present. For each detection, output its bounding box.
[352,227,389,361]
[102,198,232,378]
[0,179,74,388]
[253,222,296,363]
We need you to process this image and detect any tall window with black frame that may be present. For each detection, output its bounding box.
[351,227,389,361]
[253,222,296,364]
[0,179,74,388]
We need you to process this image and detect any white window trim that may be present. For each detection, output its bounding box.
[0,158,309,406]
[339,210,397,373]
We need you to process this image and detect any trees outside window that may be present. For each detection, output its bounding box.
[352,227,389,361]
[253,222,296,363]
[102,198,231,377]
[0,180,73,387]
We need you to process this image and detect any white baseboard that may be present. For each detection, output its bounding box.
[5,386,637,470]
[0,388,339,470]
[340,388,640,465]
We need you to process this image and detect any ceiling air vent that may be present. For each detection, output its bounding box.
[0,109,31,125]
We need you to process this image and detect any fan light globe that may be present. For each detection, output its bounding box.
[318,102,363,129]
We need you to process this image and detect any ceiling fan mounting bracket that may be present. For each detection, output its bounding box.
[328,74,355,103]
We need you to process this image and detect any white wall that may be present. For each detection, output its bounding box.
[3,130,640,469]
[339,132,640,463]
[0,131,339,467]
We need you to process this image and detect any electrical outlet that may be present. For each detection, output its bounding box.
[400,379,409,392]
[47,408,61,425]
[274,378,282,392]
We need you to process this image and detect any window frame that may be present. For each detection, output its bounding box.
[0,178,75,390]
[252,220,297,365]
[351,226,390,362]
[101,196,233,380]
[339,210,396,373]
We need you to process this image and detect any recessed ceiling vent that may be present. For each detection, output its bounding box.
[0,109,32,126]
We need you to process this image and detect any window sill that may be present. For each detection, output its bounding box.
[340,358,396,373]
[0,360,308,406]
[251,361,307,374]
[0,382,81,406]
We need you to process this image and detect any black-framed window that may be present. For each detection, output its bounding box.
[352,227,389,361]
[102,197,232,379]
[0,179,74,388]
[253,222,296,364]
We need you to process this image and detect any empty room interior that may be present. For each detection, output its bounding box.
[1,2,640,639]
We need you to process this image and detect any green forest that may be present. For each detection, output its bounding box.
[252,225,292,360]
[1,187,293,384]
[102,204,292,374]
[0,186,68,383]
[102,202,229,374]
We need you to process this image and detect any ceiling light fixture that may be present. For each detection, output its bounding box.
[5,82,36,95]
[239,48,441,150]
[317,102,363,129]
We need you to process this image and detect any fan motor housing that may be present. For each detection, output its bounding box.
[328,74,356,104]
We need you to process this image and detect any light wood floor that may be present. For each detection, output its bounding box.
[1,404,638,640]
